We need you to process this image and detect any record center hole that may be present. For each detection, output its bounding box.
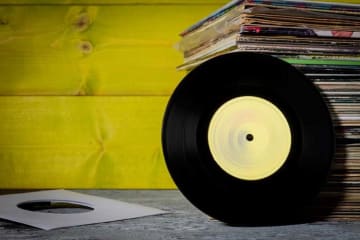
[246,133,254,142]
[17,200,94,214]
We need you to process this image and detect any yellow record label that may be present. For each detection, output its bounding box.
[208,96,292,180]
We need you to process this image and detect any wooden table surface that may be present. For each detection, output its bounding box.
[0,190,359,240]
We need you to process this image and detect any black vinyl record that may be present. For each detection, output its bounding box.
[162,52,335,224]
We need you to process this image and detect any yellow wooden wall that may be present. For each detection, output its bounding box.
[0,0,229,189]
[0,0,357,189]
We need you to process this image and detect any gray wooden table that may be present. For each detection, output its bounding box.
[0,190,359,240]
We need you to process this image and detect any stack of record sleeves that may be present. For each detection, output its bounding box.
[176,0,360,220]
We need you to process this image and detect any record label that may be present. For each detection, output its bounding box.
[208,96,291,181]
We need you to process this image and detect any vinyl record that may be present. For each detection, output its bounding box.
[162,52,335,224]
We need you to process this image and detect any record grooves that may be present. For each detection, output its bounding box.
[162,53,335,224]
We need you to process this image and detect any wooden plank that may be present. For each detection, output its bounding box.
[0,3,357,95]
[0,5,220,95]
[0,96,175,189]
[0,0,358,5]
[0,0,228,5]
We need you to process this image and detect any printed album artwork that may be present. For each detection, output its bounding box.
[173,0,360,220]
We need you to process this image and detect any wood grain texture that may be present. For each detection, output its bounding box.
[0,96,175,188]
[0,0,358,5]
[0,0,229,5]
[0,190,360,239]
[0,2,224,188]
[0,5,221,95]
